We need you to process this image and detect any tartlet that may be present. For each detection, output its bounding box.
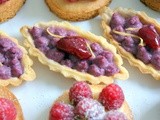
[50,83,133,120]
[141,0,160,11]
[0,0,25,22]
[45,0,112,21]
[0,86,23,120]
[20,21,128,85]
[0,31,36,86]
[100,7,160,80]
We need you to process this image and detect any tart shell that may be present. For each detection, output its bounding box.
[0,31,36,86]
[141,0,160,11]
[0,86,23,120]
[45,0,112,21]
[20,21,129,85]
[0,0,26,23]
[100,7,160,80]
[53,85,133,120]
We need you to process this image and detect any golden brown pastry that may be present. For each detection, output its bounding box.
[21,21,129,85]
[0,31,36,86]
[45,0,112,21]
[141,0,160,11]
[0,0,25,23]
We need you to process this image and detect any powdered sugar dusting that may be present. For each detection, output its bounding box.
[104,110,128,120]
[75,98,106,120]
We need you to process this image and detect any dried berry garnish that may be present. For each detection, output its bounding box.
[138,26,160,49]
[57,36,92,59]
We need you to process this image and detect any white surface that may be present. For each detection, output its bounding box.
[0,0,160,120]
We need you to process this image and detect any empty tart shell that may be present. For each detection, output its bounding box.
[0,86,23,120]
[0,31,36,86]
[100,7,160,80]
[53,85,133,120]
[0,0,26,22]
[45,0,112,21]
[20,21,129,85]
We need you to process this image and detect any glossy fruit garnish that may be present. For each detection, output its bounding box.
[98,83,124,110]
[57,36,92,59]
[0,0,8,4]
[69,81,92,105]
[0,98,17,120]
[138,26,160,50]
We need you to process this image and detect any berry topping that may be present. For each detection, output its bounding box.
[104,110,127,120]
[138,26,160,49]
[75,98,106,120]
[0,98,17,120]
[98,83,124,110]
[57,36,92,59]
[0,0,8,4]
[49,102,74,120]
[69,81,92,105]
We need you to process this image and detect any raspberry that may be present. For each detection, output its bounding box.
[49,102,74,120]
[104,110,127,120]
[0,98,17,120]
[69,81,92,105]
[75,98,106,120]
[98,84,124,110]
[0,0,8,4]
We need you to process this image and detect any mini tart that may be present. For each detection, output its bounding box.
[0,0,25,23]
[20,21,128,85]
[0,86,23,120]
[0,31,36,86]
[54,85,133,120]
[100,7,160,80]
[141,0,160,11]
[45,0,112,21]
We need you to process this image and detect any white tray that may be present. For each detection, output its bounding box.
[1,0,160,120]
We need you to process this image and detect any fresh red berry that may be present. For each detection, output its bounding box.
[57,36,92,59]
[98,84,124,110]
[0,98,17,120]
[0,0,8,4]
[69,81,92,105]
[138,26,159,49]
[104,110,127,120]
[75,98,106,119]
[49,102,74,120]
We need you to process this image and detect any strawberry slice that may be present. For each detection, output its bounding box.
[57,36,92,59]
[138,26,159,50]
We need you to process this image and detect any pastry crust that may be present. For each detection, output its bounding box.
[54,85,133,120]
[0,86,23,120]
[141,0,160,11]
[20,21,129,85]
[0,0,26,23]
[0,31,36,86]
[100,7,160,80]
[45,0,112,21]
